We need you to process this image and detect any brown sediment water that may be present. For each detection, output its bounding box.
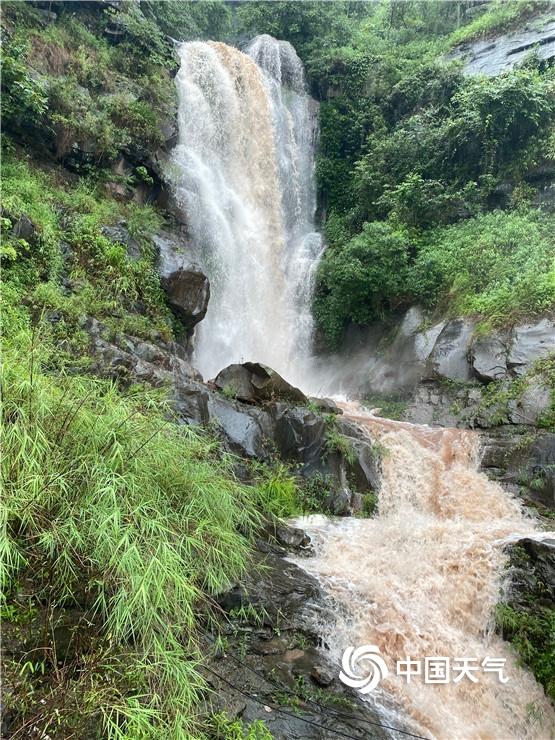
[291,402,555,739]
[168,37,323,385]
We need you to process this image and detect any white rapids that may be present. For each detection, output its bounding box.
[167,33,554,740]
[168,35,323,386]
[290,404,555,740]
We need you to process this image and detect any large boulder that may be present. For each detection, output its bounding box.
[214,363,307,405]
[271,403,327,464]
[471,332,509,382]
[371,310,445,392]
[206,396,271,458]
[426,318,475,381]
[508,318,555,376]
[154,233,210,331]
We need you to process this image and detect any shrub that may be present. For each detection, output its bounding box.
[314,221,411,345]
[1,319,266,738]
[0,37,48,133]
[254,462,300,518]
[411,208,555,322]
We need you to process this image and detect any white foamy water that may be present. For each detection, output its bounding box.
[291,404,555,740]
[168,36,323,385]
[166,34,554,740]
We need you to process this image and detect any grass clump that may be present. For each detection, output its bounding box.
[254,462,301,518]
[496,604,555,702]
[1,314,267,738]
[448,0,548,46]
[364,392,408,421]
[323,415,356,465]
[208,712,273,739]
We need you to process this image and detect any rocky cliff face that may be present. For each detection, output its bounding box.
[447,14,555,76]
[335,306,554,516]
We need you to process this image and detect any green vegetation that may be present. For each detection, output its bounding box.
[2,154,173,355]
[254,461,301,518]
[496,604,555,701]
[3,1,555,734]
[208,713,273,740]
[241,1,555,345]
[323,414,356,464]
[1,304,277,737]
[364,392,408,421]
[2,0,175,166]
[495,542,555,702]
[535,355,555,432]
[410,209,555,321]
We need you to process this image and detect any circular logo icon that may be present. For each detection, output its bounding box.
[339,644,389,694]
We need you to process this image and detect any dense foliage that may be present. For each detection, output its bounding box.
[236,0,555,345]
[2,2,555,735]
[1,305,267,737]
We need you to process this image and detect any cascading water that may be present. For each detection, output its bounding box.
[168,36,322,385]
[291,405,555,739]
[167,34,554,739]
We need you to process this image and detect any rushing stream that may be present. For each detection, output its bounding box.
[168,36,554,739]
[291,404,555,738]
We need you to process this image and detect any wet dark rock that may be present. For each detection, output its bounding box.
[325,487,352,516]
[154,232,210,331]
[207,396,270,458]
[270,522,312,551]
[214,363,306,405]
[506,537,555,610]
[311,663,335,687]
[307,397,342,415]
[172,378,210,425]
[206,553,403,740]
[508,318,555,376]
[426,318,475,382]
[471,332,509,382]
[159,115,178,149]
[11,215,36,241]
[405,382,460,427]
[271,404,326,465]
[209,549,393,739]
[338,418,381,492]
[496,536,555,698]
[102,221,142,260]
[480,429,555,511]
[86,321,201,394]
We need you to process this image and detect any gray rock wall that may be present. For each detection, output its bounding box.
[447,15,555,76]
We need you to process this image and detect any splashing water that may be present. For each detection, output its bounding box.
[291,404,555,739]
[167,35,553,739]
[168,37,322,384]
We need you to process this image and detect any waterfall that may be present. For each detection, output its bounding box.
[167,34,555,739]
[291,405,555,739]
[168,36,323,385]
